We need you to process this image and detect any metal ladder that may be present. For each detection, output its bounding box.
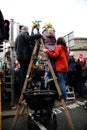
[66,85,76,100]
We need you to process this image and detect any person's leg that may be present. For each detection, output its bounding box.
[15,69,21,97]
[19,60,29,91]
[56,72,67,102]
[77,82,85,97]
[49,58,55,70]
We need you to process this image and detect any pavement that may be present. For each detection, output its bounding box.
[2,93,87,130]
[2,94,87,117]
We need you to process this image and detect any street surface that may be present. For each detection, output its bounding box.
[2,99,87,130]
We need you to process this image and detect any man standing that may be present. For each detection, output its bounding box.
[15,26,41,92]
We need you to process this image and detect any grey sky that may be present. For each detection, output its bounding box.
[1,0,87,38]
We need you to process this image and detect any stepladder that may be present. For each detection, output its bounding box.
[66,85,76,100]
[11,38,76,130]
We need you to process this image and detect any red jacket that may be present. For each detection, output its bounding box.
[46,45,69,72]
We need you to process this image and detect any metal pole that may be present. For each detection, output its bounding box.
[16,22,20,35]
[10,19,15,107]
[68,33,70,52]
[40,38,75,130]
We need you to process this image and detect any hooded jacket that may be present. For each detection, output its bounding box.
[42,29,56,51]
[46,45,69,72]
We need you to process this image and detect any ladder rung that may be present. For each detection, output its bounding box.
[66,92,74,94]
[5,82,11,84]
[66,97,75,100]
[4,88,11,92]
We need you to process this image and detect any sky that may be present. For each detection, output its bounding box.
[1,0,87,38]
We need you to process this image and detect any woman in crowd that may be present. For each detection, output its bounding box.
[43,37,69,102]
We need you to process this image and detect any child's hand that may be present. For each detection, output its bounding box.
[43,48,47,52]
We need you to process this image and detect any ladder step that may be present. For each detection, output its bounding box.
[47,77,57,83]
[66,86,76,100]
[5,75,11,78]
[66,97,75,100]
[4,88,11,92]
[5,82,11,84]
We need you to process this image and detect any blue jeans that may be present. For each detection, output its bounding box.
[49,57,55,70]
[56,72,67,102]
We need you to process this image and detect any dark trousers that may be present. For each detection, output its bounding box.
[18,60,30,91]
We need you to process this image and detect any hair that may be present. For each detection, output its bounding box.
[57,37,66,46]
[21,26,28,32]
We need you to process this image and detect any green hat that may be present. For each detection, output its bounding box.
[42,22,53,29]
[32,20,41,27]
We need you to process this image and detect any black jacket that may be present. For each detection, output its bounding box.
[68,56,76,72]
[15,32,42,61]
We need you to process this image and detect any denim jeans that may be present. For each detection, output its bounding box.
[56,72,67,102]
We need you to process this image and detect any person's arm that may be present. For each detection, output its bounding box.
[22,32,42,47]
[43,46,60,58]
[24,32,42,41]
[30,33,42,40]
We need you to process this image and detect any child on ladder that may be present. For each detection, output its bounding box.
[42,22,56,89]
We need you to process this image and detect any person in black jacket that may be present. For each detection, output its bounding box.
[75,58,85,97]
[67,52,76,89]
[15,26,41,92]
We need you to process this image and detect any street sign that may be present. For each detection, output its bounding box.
[64,31,74,48]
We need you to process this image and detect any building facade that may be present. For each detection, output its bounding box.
[70,37,87,61]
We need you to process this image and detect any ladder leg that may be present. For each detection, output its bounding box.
[11,40,40,130]
[40,38,76,130]
[0,80,2,130]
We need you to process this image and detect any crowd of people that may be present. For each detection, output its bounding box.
[0,9,87,104]
[67,52,87,97]
[14,21,87,102]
